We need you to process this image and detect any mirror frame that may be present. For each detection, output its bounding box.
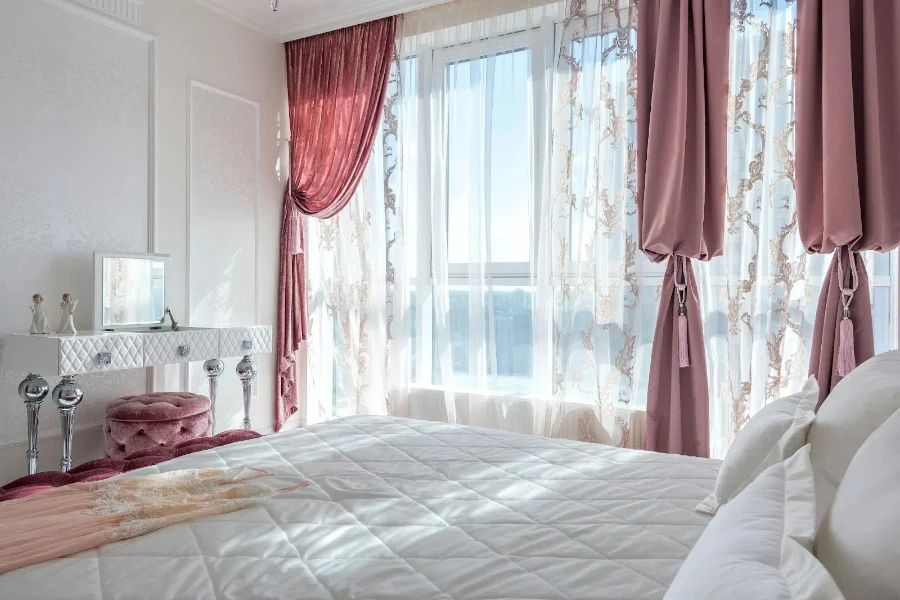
[93,252,171,331]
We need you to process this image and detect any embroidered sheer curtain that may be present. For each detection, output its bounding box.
[299,0,898,456]
[702,0,896,457]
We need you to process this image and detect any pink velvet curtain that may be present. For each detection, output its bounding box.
[276,18,397,431]
[637,0,730,457]
[796,0,900,407]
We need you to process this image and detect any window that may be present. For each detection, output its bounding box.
[406,30,546,395]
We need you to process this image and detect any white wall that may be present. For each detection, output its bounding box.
[0,0,287,484]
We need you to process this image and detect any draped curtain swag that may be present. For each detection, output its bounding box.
[637,0,730,457]
[276,17,398,431]
[796,0,900,406]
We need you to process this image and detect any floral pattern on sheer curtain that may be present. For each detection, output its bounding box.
[548,0,649,447]
[304,0,651,446]
[702,0,895,458]
[303,50,409,424]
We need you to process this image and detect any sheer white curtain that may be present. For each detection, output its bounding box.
[400,0,565,436]
[394,0,648,444]
[304,0,648,445]
[302,55,409,423]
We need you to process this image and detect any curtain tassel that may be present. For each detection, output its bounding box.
[838,307,856,377]
[678,305,690,368]
[836,247,859,377]
[675,256,690,368]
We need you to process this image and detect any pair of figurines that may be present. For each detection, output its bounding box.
[29,294,77,335]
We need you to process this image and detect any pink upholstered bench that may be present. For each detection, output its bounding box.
[104,392,213,459]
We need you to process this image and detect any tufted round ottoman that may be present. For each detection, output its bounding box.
[104,392,213,459]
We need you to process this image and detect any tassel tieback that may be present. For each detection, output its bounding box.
[675,257,690,369]
[836,248,858,378]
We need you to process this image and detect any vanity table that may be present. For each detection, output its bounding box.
[1,326,272,475]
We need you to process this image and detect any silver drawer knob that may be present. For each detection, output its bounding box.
[97,352,112,366]
[242,340,253,353]
[178,345,191,357]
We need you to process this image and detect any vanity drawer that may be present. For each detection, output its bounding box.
[219,326,273,358]
[144,330,219,366]
[58,335,144,376]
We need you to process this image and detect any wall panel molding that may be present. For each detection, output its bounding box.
[69,0,143,26]
[0,0,156,448]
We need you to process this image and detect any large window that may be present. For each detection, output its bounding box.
[310,0,899,451]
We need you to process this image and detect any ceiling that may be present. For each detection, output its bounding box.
[193,0,445,41]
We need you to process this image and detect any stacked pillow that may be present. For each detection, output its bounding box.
[806,350,900,522]
[667,377,842,599]
[815,402,900,600]
[666,446,844,600]
[670,352,900,600]
[696,376,818,515]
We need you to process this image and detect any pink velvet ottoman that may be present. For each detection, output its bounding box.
[104,392,213,459]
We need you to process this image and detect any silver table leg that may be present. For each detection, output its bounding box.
[203,358,224,434]
[236,353,257,430]
[52,375,84,472]
[19,374,49,475]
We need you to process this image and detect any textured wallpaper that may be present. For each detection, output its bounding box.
[0,0,151,445]
[187,83,260,430]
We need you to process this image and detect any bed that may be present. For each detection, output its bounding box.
[0,416,720,600]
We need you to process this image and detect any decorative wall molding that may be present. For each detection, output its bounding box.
[190,0,274,39]
[188,0,448,41]
[0,0,157,446]
[278,0,447,40]
[68,0,143,26]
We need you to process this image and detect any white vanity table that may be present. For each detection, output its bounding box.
[1,326,272,475]
[2,251,272,476]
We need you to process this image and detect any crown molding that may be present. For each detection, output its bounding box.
[190,0,277,39]
[68,0,143,25]
[189,0,449,43]
[278,0,448,41]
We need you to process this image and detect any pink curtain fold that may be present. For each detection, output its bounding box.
[796,0,900,407]
[276,17,397,431]
[637,0,730,457]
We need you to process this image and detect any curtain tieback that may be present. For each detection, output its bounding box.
[836,246,859,377]
[674,256,690,368]
[289,208,304,256]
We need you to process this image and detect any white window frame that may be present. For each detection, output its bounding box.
[411,27,551,386]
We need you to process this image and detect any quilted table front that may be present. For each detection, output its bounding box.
[0,416,720,600]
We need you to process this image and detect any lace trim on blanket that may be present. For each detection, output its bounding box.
[83,466,305,540]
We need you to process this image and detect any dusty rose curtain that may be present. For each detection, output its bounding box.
[637,0,730,457]
[276,17,397,431]
[796,0,900,407]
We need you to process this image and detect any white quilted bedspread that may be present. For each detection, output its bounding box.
[0,416,720,600]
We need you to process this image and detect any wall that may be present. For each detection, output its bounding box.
[0,0,287,484]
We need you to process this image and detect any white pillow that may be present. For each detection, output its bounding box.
[696,377,818,515]
[808,350,900,522]
[667,446,844,600]
[815,407,900,600]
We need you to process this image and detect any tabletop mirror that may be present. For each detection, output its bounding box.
[93,252,169,330]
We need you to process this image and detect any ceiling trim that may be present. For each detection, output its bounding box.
[277,0,448,41]
[190,0,277,39]
[190,0,450,43]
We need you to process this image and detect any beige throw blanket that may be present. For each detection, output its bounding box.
[0,466,307,575]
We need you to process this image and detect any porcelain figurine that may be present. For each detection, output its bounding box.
[58,294,78,335]
[29,294,51,335]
